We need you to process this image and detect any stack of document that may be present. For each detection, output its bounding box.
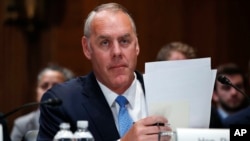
[144,58,216,130]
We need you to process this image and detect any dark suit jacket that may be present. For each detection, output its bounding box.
[209,106,224,128]
[223,106,250,128]
[38,71,144,141]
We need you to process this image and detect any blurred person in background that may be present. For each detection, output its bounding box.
[156,41,196,61]
[222,61,250,127]
[10,64,74,141]
[209,63,249,128]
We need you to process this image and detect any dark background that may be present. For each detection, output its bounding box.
[1,0,250,131]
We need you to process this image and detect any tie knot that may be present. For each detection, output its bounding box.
[116,96,128,107]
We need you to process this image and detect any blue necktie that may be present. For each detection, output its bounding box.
[116,95,133,137]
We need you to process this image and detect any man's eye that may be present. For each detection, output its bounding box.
[100,40,109,46]
[120,39,130,46]
[222,85,231,91]
[40,83,49,90]
[121,39,128,44]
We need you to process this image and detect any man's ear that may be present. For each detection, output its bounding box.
[212,91,219,103]
[81,36,91,60]
[135,38,140,56]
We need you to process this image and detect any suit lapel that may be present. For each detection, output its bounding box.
[79,71,144,140]
[81,72,120,140]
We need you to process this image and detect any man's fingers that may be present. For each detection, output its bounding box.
[139,115,168,126]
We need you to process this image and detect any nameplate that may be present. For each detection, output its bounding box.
[176,128,229,141]
[0,124,3,141]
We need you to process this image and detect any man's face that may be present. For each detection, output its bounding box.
[36,70,65,102]
[82,11,139,94]
[214,74,246,112]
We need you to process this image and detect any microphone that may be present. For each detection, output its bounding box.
[0,98,62,119]
[217,75,232,86]
[217,75,250,103]
[41,98,62,106]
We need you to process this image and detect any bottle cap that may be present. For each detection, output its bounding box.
[77,120,88,128]
[59,122,70,129]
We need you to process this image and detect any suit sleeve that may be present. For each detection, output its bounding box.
[223,107,250,128]
[37,90,67,141]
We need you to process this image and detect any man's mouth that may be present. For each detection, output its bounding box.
[109,64,127,69]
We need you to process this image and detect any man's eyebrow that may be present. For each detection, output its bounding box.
[94,35,110,43]
[96,33,132,40]
[117,33,132,40]
[96,35,109,40]
[121,33,131,38]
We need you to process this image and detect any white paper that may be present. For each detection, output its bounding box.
[144,58,216,129]
[145,58,211,73]
[176,128,229,141]
[148,100,190,130]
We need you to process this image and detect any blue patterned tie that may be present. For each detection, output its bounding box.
[116,95,133,137]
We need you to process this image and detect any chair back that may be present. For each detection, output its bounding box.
[24,130,38,141]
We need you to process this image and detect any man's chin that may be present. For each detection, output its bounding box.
[223,104,244,112]
[113,77,128,84]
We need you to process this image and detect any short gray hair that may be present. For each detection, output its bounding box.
[84,3,137,38]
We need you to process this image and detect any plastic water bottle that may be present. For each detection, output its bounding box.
[74,120,94,141]
[53,122,74,141]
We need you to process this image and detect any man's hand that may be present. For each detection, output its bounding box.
[121,115,172,141]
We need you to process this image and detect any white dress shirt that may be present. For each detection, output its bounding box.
[97,73,147,131]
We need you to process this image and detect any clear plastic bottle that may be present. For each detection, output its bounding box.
[74,120,94,141]
[53,122,74,141]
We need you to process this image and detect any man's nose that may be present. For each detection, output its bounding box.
[230,87,238,95]
[112,42,122,56]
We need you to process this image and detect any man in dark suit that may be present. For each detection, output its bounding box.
[222,61,250,127]
[209,63,249,128]
[38,3,171,141]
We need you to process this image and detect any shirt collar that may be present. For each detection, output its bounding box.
[217,106,229,119]
[97,73,137,109]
